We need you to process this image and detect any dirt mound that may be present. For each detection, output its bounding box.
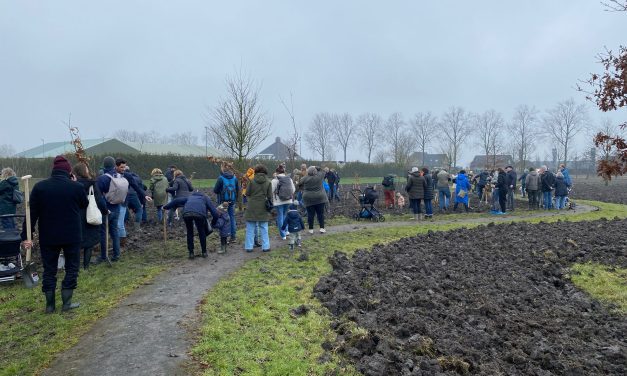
[314,219,627,375]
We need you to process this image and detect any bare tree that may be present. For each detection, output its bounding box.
[0,144,15,157]
[474,109,505,170]
[543,98,589,165]
[439,107,471,170]
[169,131,198,145]
[509,105,538,171]
[207,70,271,162]
[602,0,627,11]
[334,113,354,163]
[306,112,335,161]
[279,93,300,169]
[593,118,624,161]
[411,112,437,166]
[356,113,382,164]
[373,150,389,164]
[384,113,415,165]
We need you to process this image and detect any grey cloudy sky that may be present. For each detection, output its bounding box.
[1,0,625,164]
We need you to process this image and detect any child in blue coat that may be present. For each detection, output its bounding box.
[281,204,305,250]
[213,202,232,254]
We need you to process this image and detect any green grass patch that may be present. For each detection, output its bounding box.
[570,263,627,314]
[192,200,627,375]
[0,244,182,376]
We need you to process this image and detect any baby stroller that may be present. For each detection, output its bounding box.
[351,187,385,222]
[0,214,25,284]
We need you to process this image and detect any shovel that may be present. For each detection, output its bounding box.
[21,175,39,288]
[104,214,112,267]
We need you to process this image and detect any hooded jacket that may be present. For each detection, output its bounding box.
[177,191,218,219]
[554,176,569,197]
[213,208,231,237]
[245,173,272,221]
[405,172,426,200]
[525,171,540,191]
[281,208,305,233]
[149,173,169,207]
[454,173,471,204]
[0,175,19,215]
[167,175,193,198]
[422,170,434,200]
[436,170,450,189]
[299,170,328,207]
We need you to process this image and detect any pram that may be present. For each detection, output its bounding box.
[0,214,25,283]
[351,187,385,222]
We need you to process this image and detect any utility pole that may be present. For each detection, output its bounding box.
[204,126,209,156]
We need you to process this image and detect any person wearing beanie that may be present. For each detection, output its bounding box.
[21,155,88,313]
[212,202,232,254]
[96,156,125,262]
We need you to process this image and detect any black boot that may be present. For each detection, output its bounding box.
[201,251,208,258]
[44,291,55,313]
[61,289,80,311]
[188,251,195,259]
[83,248,92,270]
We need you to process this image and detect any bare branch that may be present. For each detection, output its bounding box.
[410,112,437,166]
[439,107,471,170]
[333,113,354,163]
[356,113,383,164]
[306,112,335,161]
[542,98,589,165]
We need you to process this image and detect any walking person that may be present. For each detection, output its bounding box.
[149,168,169,223]
[72,163,109,269]
[21,156,88,313]
[453,170,471,213]
[0,167,20,230]
[271,165,295,240]
[298,166,328,234]
[213,162,238,242]
[244,164,273,252]
[525,167,540,210]
[97,156,128,263]
[164,191,218,258]
[405,167,426,220]
[496,168,508,214]
[281,203,305,250]
[422,167,434,219]
[436,169,451,212]
[505,166,517,211]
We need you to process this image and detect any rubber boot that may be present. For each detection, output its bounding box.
[61,289,80,311]
[188,251,195,259]
[83,248,92,270]
[44,291,55,314]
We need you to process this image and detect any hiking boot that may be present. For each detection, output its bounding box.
[188,251,195,259]
[61,289,80,312]
[44,290,55,314]
[201,252,208,258]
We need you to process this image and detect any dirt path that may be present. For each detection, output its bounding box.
[41,204,597,376]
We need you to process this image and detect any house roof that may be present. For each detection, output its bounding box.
[408,152,448,167]
[469,155,513,168]
[255,137,302,160]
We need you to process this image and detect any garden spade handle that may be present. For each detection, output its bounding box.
[21,175,32,262]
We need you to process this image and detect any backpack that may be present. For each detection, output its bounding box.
[275,176,294,201]
[382,175,394,187]
[104,173,129,204]
[220,175,236,202]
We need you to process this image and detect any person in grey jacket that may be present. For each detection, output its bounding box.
[405,167,427,220]
[524,168,540,210]
[166,170,193,225]
[436,169,451,212]
[298,166,328,234]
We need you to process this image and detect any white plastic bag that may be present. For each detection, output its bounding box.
[87,185,103,225]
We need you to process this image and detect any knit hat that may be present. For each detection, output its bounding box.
[103,156,115,169]
[52,155,72,174]
[411,167,419,173]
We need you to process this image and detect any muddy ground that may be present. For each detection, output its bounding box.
[314,219,627,375]
[570,177,627,205]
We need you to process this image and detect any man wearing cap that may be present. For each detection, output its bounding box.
[21,155,88,313]
[505,166,517,211]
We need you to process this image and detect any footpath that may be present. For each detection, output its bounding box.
[42,204,596,376]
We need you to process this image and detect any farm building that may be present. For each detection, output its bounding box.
[15,138,222,158]
[254,137,302,161]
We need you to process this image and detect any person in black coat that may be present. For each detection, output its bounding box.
[72,163,109,269]
[496,168,508,214]
[21,156,89,313]
[422,168,434,219]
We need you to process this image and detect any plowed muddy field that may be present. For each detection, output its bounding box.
[314,219,627,375]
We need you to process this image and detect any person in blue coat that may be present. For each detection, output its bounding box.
[281,203,305,250]
[164,191,218,258]
[453,170,471,213]
[559,164,572,188]
[212,202,231,254]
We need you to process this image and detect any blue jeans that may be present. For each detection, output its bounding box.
[438,188,450,210]
[156,206,163,222]
[227,202,236,238]
[245,221,269,251]
[556,196,567,209]
[424,199,433,216]
[118,205,127,237]
[126,194,143,223]
[100,205,121,260]
[275,203,289,238]
[477,185,485,200]
[543,191,553,209]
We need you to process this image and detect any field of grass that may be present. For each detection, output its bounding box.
[571,263,627,314]
[190,200,627,375]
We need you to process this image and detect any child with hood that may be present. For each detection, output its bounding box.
[453,170,471,213]
[213,202,232,254]
[281,203,305,250]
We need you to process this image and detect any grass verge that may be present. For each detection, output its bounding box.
[0,244,181,376]
[192,200,627,375]
[570,263,627,314]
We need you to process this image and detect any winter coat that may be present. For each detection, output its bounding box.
[454,173,471,204]
[477,171,489,186]
[164,191,217,219]
[423,171,434,200]
[525,171,540,191]
[77,178,109,249]
[541,171,555,192]
[436,170,450,189]
[496,171,507,191]
[518,172,528,187]
[561,168,572,187]
[213,171,239,204]
[405,172,426,200]
[506,170,517,189]
[167,175,193,199]
[149,174,169,207]
[0,175,19,215]
[299,170,328,207]
[124,171,147,205]
[21,170,88,246]
[96,167,122,210]
[245,173,272,222]
[554,176,569,197]
[325,171,338,185]
[271,174,295,206]
[213,209,231,238]
[281,208,305,233]
[165,169,175,184]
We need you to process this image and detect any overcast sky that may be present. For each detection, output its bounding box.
[1,0,625,164]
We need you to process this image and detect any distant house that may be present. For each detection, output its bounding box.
[408,152,449,169]
[254,137,302,161]
[15,138,222,158]
[469,154,514,171]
